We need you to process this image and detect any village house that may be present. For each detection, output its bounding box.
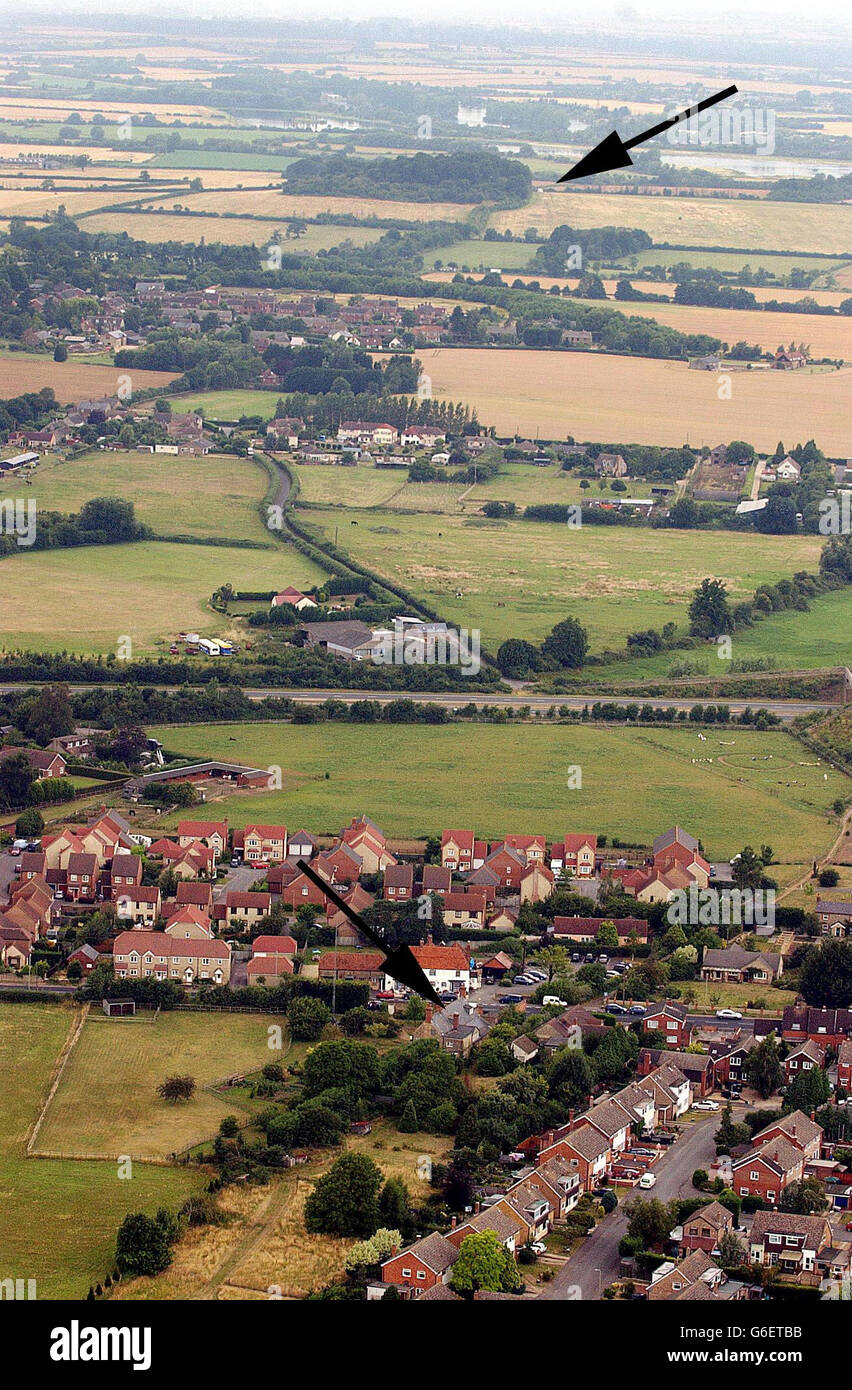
[383,863,414,901]
[233,824,288,863]
[748,1210,832,1278]
[700,945,783,984]
[838,1038,852,1092]
[783,1038,826,1084]
[520,861,555,904]
[113,930,231,986]
[551,915,648,947]
[550,833,597,877]
[108,852,143,899]
[177,820,229,859]
[164,906,214,939]
[441,890,487,929]
[642,1002,693,1050]
[115,884,161,927]
[815,898,852,937]
[316,950,386,988]
[676,1200,735,1256]
[732,1137,807,1206]
[398,940,472,996]
[647,1249,725,1301]
[781,1004,852,1047]
[0,746,67,779]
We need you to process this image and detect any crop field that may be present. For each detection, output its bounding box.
[82,211,383,250]
[489,192,852,255]
[621,248,852,281]
[410,348,852,453]
[35,1010,288,1161]
[0,539,325,655]
[568,298,852,360]
[141,189,479,222]
[153,720,846,862]
[26,450,269,541]
[301,505,822,651]
[0,1002,202,1299]
[0,353,177,400]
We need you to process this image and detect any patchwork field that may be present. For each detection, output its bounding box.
[27,450,269,540]
[490,192,852,256]
[82,211,384,250]
[35,1010,289,1161]
[0,1002,201,1299]
[0,538,324,654]
[300,505,822,650]
[154,721,847,861]
[409,348,852,453]
[0,354,177,400]
[141,190,479,222]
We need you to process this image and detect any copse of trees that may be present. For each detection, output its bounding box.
[284,149,532,206]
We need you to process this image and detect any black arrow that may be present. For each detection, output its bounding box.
[296,858,443,1006]
[558,84,738,183]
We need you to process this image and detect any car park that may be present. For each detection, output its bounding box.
[606,1002,628,1014]
[500,993,524,1005]
[525,969,547,982]
[513,974,534,986]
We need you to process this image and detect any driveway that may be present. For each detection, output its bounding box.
[538,1112,721,1301]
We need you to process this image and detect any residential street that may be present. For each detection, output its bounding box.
[538,1113,720,1301]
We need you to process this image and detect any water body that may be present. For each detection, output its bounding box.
[661,151,852,178]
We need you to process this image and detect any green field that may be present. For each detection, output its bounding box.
[27,450,269,540]
[153,720,846,862]
[0,538,325,654]
[298,507,823,651]
[0,1002,201,1299]
[294,461,410,508]
[426,238,538,270]
[147,150,299,172]
[167,389,284,420]
[36,1009,288,1161]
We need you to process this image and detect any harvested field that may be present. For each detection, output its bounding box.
[408,347,852,453]
[490,192,852,255]
[0,353,177,399]
[81,211,383,249]
[140,189,479,222]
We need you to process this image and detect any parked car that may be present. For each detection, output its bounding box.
[375,990,396,1000]
[598,954,608,963]
[584,953,595,963]
[542,995,569,1008]
[606,1002,628,1015]
[638,1172,657,1189]
[500,993,524,1005]
[525,969,547,982]
[513,974,534,986]
[693,1100,720,1112]
[606,970,620,979]
[230,856,242,867]
[571,953,581,962]
[629,1004,646,1016]
[715,1009,743,1019]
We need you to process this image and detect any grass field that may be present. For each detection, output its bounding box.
[153,721,847,861]
[0,1002,202,1298]
[35,1010,289,1161]
[0,538,324,654]
[623,248,852,280]
[300,505,822,650]
[147,150,299,172]
[409,348,852,453]
[169,388,287,418]
[27,450,269,540]
[294,461,409,508]
[489,192,852,256]
[425,238,538,270]
[0,354,176,401]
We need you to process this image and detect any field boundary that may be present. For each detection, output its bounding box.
[25,1001,87,1155]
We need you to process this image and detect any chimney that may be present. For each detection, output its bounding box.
[474,1201,481,1214]
[450,1215,457,1230]
[569,1109,575,1124]
[425,1005,433,1026]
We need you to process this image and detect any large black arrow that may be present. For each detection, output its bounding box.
[558,84,738,183]
[296,858,443,1006]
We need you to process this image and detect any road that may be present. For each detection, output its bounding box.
[538,1112,719,1301]
[0,684,834,723]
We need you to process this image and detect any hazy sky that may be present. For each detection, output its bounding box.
[4,0,851,28]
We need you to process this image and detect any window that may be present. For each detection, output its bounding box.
[416,1270,425,1280]
[401,1267,412,1278]
[750,1171,760,1181]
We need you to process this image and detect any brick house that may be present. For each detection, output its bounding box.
[537,1124,611,1191]
[380,1232,459,1296]
[421,864,452,895]
[700,946,783,984]
[383,863,414,901]
[550,833,597,877]
[441,890,487,928]
[177,820,228,858]
[750,1110,823,1162]
[484,844,526,891]
[838,1038,852,1091]
[234,824,288,863]
[115,885,161,927]
[221,891,272,930]
[642,1003,693,1050]
[748,1210,832,1277]
[732,1138,806,1205]
[65,853,99,902]
[109,852,143,899]
[678,1200,735,1256]
[783,1038,826,1085]
[113,930,231,985]
[781,1005,852,1048]
[441,829,476,872]
[175,880,214,912]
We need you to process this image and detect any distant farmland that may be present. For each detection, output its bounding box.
[0,354,177,400]
[408,348,852,453]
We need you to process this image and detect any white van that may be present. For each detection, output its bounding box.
[638,1172,657,1189]
[543,995,568,1008]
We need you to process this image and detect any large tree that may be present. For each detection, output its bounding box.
[688,578,732,638]
[798,939,852,1009]
[541,616,589,669]
[304,1152,383,1238]
[450,1231,522,1295]
[745,1034,784,1099]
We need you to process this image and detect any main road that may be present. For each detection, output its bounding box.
[537,1112,720,1301]
[0,684,835,723]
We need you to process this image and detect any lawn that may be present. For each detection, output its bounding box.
[299,505,823,650]
[490,191,852,256]
[0,1002,202,1299]
[35,1009,289,1161]
[152,721,847,862]
[0,538,325,655]
[407,348,852,454]
[26,450,269,541]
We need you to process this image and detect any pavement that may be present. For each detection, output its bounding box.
[538,1111,722,1301]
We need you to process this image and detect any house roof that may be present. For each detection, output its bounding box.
[749,1210,828,1247]
[752,1109,822,1151]
[384,863,414,889]
[113,930,230,960]
[411,943,471,973]
[734,1136,804,1177]
[317,951,385,974]
[561,1124,611,1163]
[252,935,297,956]
[389,1232,460,1275]
[683,1200,733,1233]
[584,1099,632,1139]
[653,826,699,856]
